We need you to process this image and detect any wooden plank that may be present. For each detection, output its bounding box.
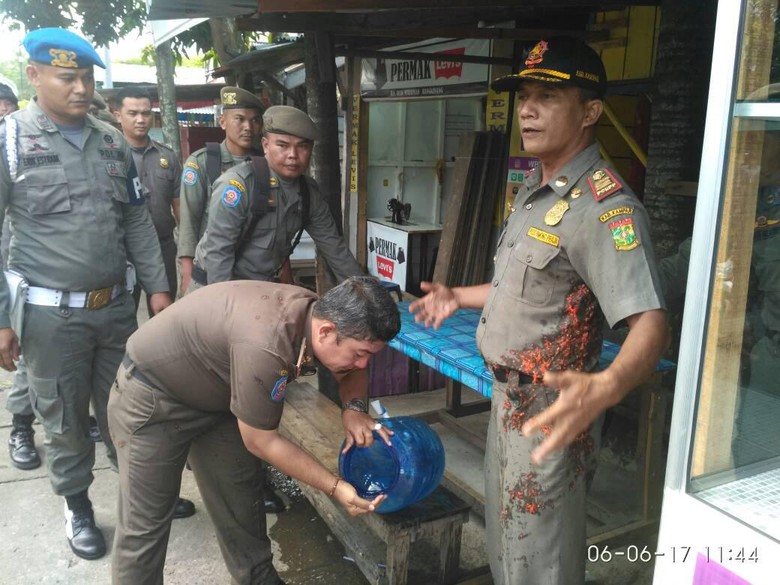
[433,133,477,285]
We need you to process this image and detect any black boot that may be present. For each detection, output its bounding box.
[64,493,106,560]
[8,414,41,470]
[173,497,196,519]
[88,415,102,443]
[264,486,286,514]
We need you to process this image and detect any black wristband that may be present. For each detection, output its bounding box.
[342,398,367,413]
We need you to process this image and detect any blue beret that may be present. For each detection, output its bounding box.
[23,28,106,69]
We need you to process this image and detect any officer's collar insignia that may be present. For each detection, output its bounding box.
[49,48,78,68]
[160,157,169,169]
[588,168,622,201]
[526,40,549,66]
[608,217,639,251]
[569,187,583,199]
[269,177,278,187]
[554,176,568,187]
[223,92,237,106]
[544,198,569,226]
[599,206,633,223]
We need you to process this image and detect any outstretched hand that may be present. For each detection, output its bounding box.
[521,370,616,464]
[408,281,458,330]
[333,479,386,516]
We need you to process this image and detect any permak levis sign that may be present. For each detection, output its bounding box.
[361,38,489,99]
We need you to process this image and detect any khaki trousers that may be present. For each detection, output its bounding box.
[108,363,281,585]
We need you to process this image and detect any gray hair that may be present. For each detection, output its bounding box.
[313,276,400,342]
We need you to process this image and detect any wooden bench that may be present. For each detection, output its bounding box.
[280,381,471,585]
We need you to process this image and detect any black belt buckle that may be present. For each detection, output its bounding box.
[491,365,534,385]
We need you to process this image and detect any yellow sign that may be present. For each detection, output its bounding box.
[350,95,360,193]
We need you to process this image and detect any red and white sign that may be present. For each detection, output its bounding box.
[361,38,490,99]
[367,221,409,290]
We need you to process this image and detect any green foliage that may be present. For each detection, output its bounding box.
[0,60,33,101]
[0,0,147,47]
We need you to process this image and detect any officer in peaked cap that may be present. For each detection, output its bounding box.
[177,86,265,296]
[409,37,667,585]
[0,27,172,560]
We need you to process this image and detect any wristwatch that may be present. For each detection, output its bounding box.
[342,398,368,413]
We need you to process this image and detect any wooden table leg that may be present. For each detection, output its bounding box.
[438,520,463,584]
[386,530,411,585]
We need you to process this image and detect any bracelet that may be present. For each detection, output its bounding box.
[328,476,342,497]
[342,398,367,413]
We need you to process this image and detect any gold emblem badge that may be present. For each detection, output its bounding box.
[49,48,78,68]
[570,187,582,199]
[159,158,169,169]
[592,169,606,181]
[269,177,278,187]
[554,176,568,187]
[588,168,623,201]
[229,179,246,192]
[222,91,237,106]
[544,199,569,226]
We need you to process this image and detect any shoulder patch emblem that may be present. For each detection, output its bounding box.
[221,185,242,208]
[608,218,640,250]
[159,157,169,169]
[182,168,198,186]
[229,179,246,193]
[599,206,634,223]
[528,227,560,247]
[185,160,199,169]
[588,168,623,201]
[270,377,287,402]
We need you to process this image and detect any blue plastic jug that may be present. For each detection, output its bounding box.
[338,416,445,514]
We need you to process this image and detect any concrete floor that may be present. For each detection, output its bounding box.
[0,295,657,584]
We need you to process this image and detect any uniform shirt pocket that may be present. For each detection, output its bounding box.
[25,167,71,215]
[104,163,130,204]
[505,240,561,306]
[247,212,277,250]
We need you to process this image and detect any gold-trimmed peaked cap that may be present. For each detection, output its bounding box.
[263,105,318,142]
[23,27,106,69]
[220,86,264,111]
[491,37,607,97]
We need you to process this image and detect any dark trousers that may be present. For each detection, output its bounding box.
[108,363,281,585]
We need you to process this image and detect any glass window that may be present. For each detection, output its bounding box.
[689,0,780,543]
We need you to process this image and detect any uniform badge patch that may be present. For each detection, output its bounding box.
[221,186,242,207]
[159,157,169,169]
[182,168,198,186]
[608,218,639,250]
[270,376,287,402]
[185,161,199,170]
[544,199,569,226]
[599,206,634,223]
[229,179,246,192]
[570,187,583,199]
[528,227,560,247]
[588,168,623,201]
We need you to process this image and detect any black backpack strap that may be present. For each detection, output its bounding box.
[205,142,221,186]
[288,176,310,256]
[235,156,272,258]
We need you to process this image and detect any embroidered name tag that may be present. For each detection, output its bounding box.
[528,227,560,247]
[599,206,634,223]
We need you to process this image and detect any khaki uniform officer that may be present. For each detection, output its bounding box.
[191,105,362,286]
[410,38,667,585]
[108,277,401,585]
[178,86,264,294]
[0,28,171,561]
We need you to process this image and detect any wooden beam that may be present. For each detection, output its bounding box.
[254,71,298,105]
[256,0,659,11]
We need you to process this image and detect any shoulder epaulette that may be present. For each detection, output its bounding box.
[587,168,623,201]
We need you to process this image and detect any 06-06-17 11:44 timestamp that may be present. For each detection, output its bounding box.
[588,545,760,564]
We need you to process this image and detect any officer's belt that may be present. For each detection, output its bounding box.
[26,283,124,310]
[121,355,158,389]
[490,364,534,385]
[191,264,207,286]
